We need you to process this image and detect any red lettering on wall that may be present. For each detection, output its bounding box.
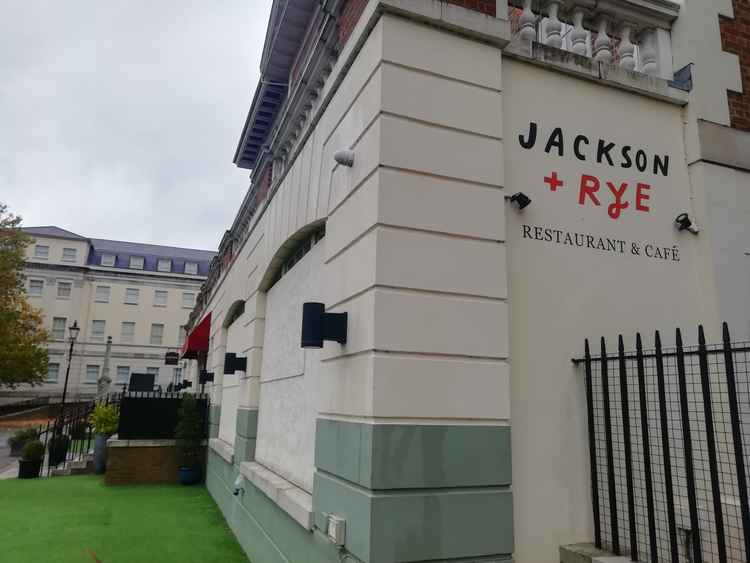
[636,183,651,212]
[578,175,601,206]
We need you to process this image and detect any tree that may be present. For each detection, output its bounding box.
[0,203,48,388]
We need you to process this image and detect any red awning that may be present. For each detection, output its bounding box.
[180,313,211,359]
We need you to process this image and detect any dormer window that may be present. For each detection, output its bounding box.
[129,256,145,270]
[62,248,77,262]
[101,254,116,267]
[184,261,198,275]
[157,258,172,272]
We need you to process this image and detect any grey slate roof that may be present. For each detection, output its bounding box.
[23,226,87,241]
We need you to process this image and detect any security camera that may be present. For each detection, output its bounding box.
[509,192,532,211]
[334,149,354,167]
[675,213,699,234]
[232,475,244,496]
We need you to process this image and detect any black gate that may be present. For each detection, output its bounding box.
[576,323,750,563]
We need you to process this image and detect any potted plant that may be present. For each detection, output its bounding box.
[175,394,204,485]
[7,428,37,457]
[47,433,70,467]
[89,404,119,474]
[18,440,44,479]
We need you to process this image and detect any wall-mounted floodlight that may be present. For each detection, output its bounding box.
[199,370,214,384]
[301,302,348,348]
[508,192,532,210]
[334,150,354,167]
[675,213,699,234]
[224,353,247,374]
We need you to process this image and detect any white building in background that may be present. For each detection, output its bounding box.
[13,226,215,399]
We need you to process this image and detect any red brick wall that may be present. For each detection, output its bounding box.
[720,0,750,131]
[105,445,206,486]
[338,0,497,48]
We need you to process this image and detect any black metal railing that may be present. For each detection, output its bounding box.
[576,323,750,563]
[36,393,121,476]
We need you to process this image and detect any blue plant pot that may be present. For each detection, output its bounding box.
[179,466,202,485]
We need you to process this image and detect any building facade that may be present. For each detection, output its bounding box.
[179,1,750,562]
[18,226,214,400]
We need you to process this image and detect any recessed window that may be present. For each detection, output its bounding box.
[121,322,135,344]
[95,285,110,303]
[150,323,164,346]
[124,288,139,305]
[157,259,172,272]
[90,320,106,342]
[47,363,60,383]
[57,281,72,299]
[178,326,187,346]
[129,256,144,270]
[62,248,77,262]
[146,366,160,385]
[153,290,168,307]
[116,366,130,384]
[184,261,198,275]
[34,245,49,259]
[28,279,44,297]
[101,254,116,267]
[52,317,67,340]
[85,365,99,384]
[182,292,195,308]
[173,367,182,384]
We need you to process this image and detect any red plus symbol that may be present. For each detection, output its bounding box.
[545,171,564,191]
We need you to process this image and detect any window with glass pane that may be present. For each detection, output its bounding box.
[178,326,187,346]
[116,366,130,384]
[173,367,182,385]
[129,256,144,269]
[95,285,110,303]
[28,280,44,297]
[34,245,49,259]
[52,317,67,340]
[157,259,172,272]
[85,365,99,384]
[47,363,60,383]
[184,262,198,275]
[146,367,159,385]
[124,288,139,305]
[154,290,168,307]
[62,248,77,262]
[91,320,106,341]
[57,281,72,299]
[101,254,116,267]
[121,322,135,343]
[182,292,195,308]
[150,323,164,345]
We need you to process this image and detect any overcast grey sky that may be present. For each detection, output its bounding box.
[1,1,273,251]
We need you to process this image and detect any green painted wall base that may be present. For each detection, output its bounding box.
[206,450,346,563]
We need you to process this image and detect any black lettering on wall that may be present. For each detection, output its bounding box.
[519,122,537,149]
[653,154,669,177]
[596,140,615,166]
[620,146,632,169]
[574,135,589,161]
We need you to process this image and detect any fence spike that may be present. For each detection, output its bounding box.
[600,336,620,554]
[617,333,638,561]
[583,337,601,548]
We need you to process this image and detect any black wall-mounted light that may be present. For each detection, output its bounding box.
[675,212,699,234]
[301,302,347,348]
[509,192,532,210]
[199,370,215,384]
[182,379,193,389]
[224,353,247,374]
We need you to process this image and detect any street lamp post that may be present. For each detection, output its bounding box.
[59,320,80,422]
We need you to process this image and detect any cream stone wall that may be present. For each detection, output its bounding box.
[503,58,719,563]
[21,234,203,397]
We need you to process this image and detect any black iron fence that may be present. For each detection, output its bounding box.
[576,323,750,563]
[36,393,121,476]
[117,391,208,440]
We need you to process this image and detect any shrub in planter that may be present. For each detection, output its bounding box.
[47,434,70,467]
[7,428,37,457]
[175,395,204,485]
[18,440,44,479]
[89,404,119,474]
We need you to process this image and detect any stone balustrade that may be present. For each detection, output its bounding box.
[509,0,680,79]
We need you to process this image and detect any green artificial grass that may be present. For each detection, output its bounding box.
[0,475,249,563]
